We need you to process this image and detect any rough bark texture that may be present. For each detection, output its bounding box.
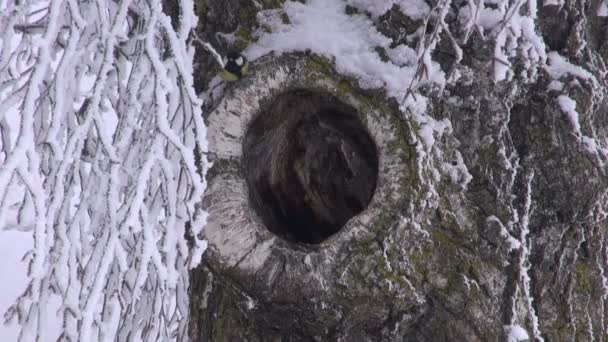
[190,0,608,341]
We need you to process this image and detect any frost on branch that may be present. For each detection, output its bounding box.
[0,0,208,340]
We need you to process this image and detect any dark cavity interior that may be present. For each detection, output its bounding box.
[243,89,379,244]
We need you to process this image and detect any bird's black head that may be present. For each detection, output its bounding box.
[224,51,247,77]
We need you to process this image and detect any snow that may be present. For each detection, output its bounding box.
[344,0,430,20]
[438,149,472,189]
[487,215,521,251]
[557,95,581,135]
[545,52,598,87]
[506,324,530,342]
[385,44,417,67]
[557,95,607,156]
[518,172,543,341]
[547,80,564,91]
[417,118,451,149]
[458,6,502,30]
[598,1,608,16]
[247,0,442,106]
[481,0,547,82]
[544,0,565,6]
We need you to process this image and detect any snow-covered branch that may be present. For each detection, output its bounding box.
[0,0,208,340]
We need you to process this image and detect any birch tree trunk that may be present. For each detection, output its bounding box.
[190,0,608,340]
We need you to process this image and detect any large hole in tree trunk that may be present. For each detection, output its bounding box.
[243,89,379,244]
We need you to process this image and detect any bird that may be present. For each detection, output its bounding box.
[221,51,249,81]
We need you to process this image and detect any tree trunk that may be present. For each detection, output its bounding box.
[190,0,608,340]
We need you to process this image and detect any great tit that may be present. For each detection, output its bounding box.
[221,52,249,81]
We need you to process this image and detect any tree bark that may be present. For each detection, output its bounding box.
[190,0,608,340]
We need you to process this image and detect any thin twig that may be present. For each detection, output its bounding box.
[191,31,224,68]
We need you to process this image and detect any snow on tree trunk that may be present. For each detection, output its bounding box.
[0,0,208,340]
[191,0,608,341]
